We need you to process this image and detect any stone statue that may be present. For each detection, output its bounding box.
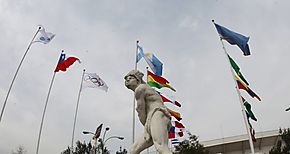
[124,70,172,154]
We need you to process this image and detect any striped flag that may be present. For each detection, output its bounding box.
[236,75,261,101]
[147,70,176,92]
[166,107,182,121]
[158,92,181,107]
[170,138,180,144]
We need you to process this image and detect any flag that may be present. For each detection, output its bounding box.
[236,76,261,101]
[168,126,184,139]
[247,119,257,142]
[172,121,185,128]
[168,131,184,139]
[228,54,249,85]
[136,44,163,76]
[214,23,250,56]
[145,53,163,76]
[54,51,80,72]
[136,44,145,63]
[94,124,103,139]
[136,45,155,72]
[170,138,180,145]
[83,73,108,92]
[33,26,55,44]
[250,126,256,142]
[242,97,257,121]
[166,107,182,121]
[147,70,176,92]
[158,92,181,107]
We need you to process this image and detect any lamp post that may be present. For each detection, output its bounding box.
[102,127,110,144]
[101,136,124,154]
[100,127,110,154]
[104,136,124,144]
[83,126,124,154]
[82,131,95,135]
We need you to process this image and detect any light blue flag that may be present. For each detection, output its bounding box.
[152,54,163,76]
[136,44,163,76]
[136,45,145,63]
[214,23,251,56]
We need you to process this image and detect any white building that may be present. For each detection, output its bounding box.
[200,130,279,154]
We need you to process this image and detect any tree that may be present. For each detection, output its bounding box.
[75,140,90,154]
[61,141,91,154]
[11,145,27,154]
[173,132,209,154]
[269,128,290,154]
[61,139,112,154]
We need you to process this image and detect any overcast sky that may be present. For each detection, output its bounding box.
[0,0,290,153]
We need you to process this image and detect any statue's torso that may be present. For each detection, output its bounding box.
[135,84,171,125]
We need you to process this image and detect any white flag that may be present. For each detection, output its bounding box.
[82,73,108,92]
[33,26,55,44]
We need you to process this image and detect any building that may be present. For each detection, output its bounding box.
[200,130,279,154]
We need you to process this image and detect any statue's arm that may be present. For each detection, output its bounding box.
[135,85,147,125]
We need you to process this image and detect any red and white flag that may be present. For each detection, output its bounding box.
[54,51,80,72]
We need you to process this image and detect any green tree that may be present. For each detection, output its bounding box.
[61,139,111,154]
[173,132,208,154]
[270,128,290,154]
[11,145,26,154]
[75,140,90,154]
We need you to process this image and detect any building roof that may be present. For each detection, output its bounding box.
[200,130,280,153]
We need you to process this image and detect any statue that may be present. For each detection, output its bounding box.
[124,70,172,154]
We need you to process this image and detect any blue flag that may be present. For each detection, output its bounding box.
[136,45,145,63]
[151,54,163,76]
[214,23,251,56]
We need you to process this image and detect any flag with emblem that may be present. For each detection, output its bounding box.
[33,26,55,44]
[82,73,108,92]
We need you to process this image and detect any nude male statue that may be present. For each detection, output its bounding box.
[124,70,172,154]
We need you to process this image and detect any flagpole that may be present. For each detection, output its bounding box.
[36,72,56,154]
[71,69,86,151]
[0,26,41,123]
[219,37,255,154]
[132,40,139,144]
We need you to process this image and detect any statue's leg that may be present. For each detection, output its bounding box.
[130,133,153,154]
[150,111,172,154]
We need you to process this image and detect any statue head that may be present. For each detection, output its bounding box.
[124,70,145,91]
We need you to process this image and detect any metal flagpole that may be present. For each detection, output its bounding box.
[219,39,255,154]
[132,40,139,144]
[71,69,86,151]
[36,72,56,154]
[0,26,41,123]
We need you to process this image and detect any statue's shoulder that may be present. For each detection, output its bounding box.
[135,84,151,94]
